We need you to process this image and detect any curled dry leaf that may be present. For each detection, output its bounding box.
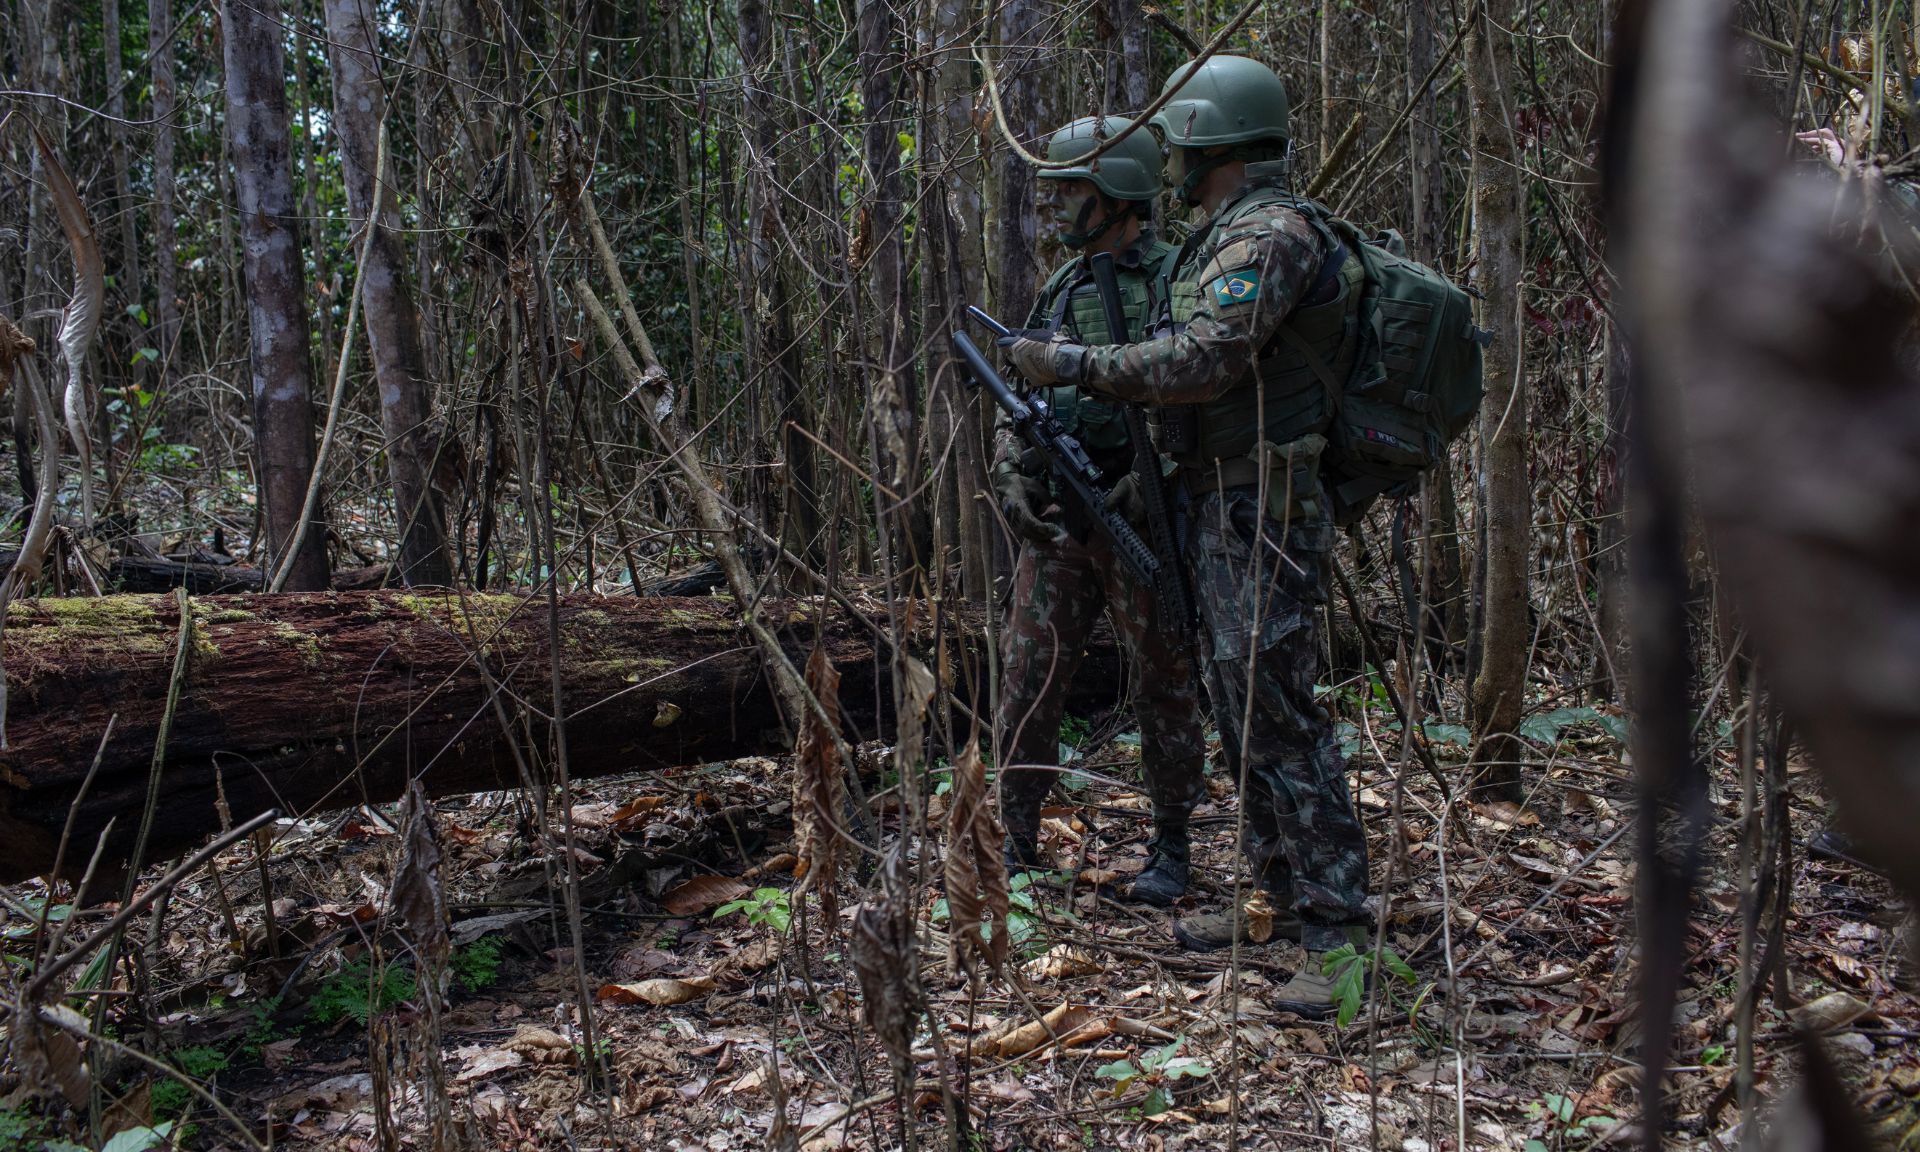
[996,1002,1095,1058]
[852,848,922,1080]
[1024,944,1103,981]
[505,1026,576,1063]
[792,644,847,921]
[1243,890,1276,945]
[1790,991,1875,1033]
[598,976,717,1006]
[661,873,751,916]
[945,736,1009,981]
[1078,867,1121,886]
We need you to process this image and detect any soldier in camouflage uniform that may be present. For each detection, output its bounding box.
[1001,57,1372,1016]
[994,115,1207,907]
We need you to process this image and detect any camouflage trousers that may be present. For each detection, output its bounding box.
[1188,487,1371,951]
[996,523,1206,830]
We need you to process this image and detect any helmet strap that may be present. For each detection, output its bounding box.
[1176,148,1233,206]
[1059,194,1133,250]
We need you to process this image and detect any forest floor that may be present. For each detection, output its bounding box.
[6,707,1918,1151]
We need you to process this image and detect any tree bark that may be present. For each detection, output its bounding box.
[149,0,180,380]
[322,0,455,586]
[101,0,144,376]
[0,592,1126,882]
[989,0,1043,325]
[1465,0,1528,800]
[737,0,821,568]
[1407,0,1448,268]
[223,0,330,589]
[1113,0,1150,110]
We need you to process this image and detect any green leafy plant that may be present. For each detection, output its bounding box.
[713,887,792,933]
[1519,705,1628,747]
[452,937,506,993]
[238,998,288,1060]
[308,959,418,1025]
[1095,1038,1214,1116]
[1320,943,1420,1027]
[1522,1092,1616,1149]
[150,1045,229,1119]
[0,1106,42,1148]
[932,871,1054,958]
[100,1123,175,1152]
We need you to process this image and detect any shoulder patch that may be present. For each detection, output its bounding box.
[1209,269,1260,307]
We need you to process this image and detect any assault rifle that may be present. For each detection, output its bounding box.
[952,311,1161,590]
[1088,251,1194,627]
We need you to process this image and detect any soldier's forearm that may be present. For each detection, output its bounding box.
[1080,333,1236,405]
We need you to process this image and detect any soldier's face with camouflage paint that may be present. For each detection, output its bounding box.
[1044,177,1105,246]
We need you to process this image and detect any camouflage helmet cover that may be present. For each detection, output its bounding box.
[1037,115,1164,201]
[1149,54,1291,148]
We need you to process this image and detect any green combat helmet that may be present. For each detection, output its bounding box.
[1150,54,1291,147]
[1038,114,1164,201]
[1150,55,1291,203]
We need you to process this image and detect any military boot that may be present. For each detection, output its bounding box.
[1125,824,1191,907]
[1271,926,1372,1019]
[1171,889,1302,951]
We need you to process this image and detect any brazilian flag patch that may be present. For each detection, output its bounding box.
[1209,269,1260,307]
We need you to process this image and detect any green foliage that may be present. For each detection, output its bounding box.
[453,937,507,993]
[1058,714,1091,750]
[1320,943,1419,1028]
[0,1107,41,1149]
[99,1124,174,1152]
[150,1045,229,1119]
[308,959,417,1025]
[713,887,792,933]
[1522,1091,1617,1147]
[932,871,1052,958]
[1519,705,1627,747]
[1095,1037,1214,1116]
[239,998,288,1060]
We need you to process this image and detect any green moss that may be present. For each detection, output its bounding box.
[398,592,527,652]
[10,596,169,653]
[269,621,324,667]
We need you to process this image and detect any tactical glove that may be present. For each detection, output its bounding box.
[998,330,1086,387]
[994,464,1068,549]
[1103,472,1146,528]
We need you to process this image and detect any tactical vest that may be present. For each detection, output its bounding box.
[1026,242,1175,465]
[1159,187,1363,491]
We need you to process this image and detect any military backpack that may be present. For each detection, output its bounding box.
[1287,202,1487,524]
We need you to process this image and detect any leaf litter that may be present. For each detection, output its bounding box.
[13,704,1918,1150]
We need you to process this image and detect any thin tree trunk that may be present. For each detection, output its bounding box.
[223,0,330,590]
[1114,0,1150,110]
[1407,0,1448,268]
[990,0,1043,324]
[101,0,145,372]
[1596,323,1630,702]
[322,0,455,586]
[738,0,821,567]
[1465,0,1528,800]
[149,0,180,380]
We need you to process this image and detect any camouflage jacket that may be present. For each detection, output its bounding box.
[1078,171,1333,406]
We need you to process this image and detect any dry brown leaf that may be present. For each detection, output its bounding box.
[653,700,684,727]
[505,1026,576,1063]
[852,849,922,1079]
[946,736,1009,980]
[996,1003,1094,1058]
[746,852,800,879]
[1244,890,1276,945]
[661,874,751,916]
[610,795,668,829]
[1474,800,1538,827]
[1079,867,1120,886]
[455,1047,525,1082]
[792,645,847,921]
[1790,990,1874,1033]
[598,976,717,1006]
[1024,945,1104,981]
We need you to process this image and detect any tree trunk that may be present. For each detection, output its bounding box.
[322,0,455,586]
[0,592,1127,882]
[1113,0,1150,110]
[223,0,330,589]
[1596,323,1629,702]
[737,0,820,569]
[1465,0,1528,801]
[1407,0,1448,268]
[989,0,1042,324]
[101,0,144,382]
[149,0,180,379]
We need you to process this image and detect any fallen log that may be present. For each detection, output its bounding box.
[0,591,1124,881]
